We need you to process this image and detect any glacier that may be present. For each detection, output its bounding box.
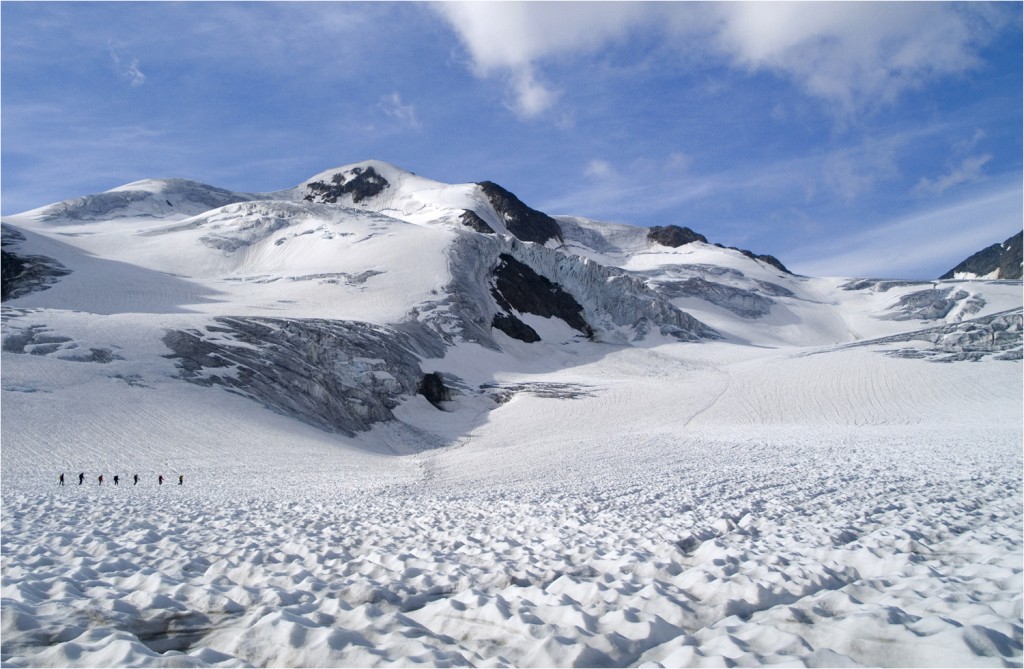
[1,160,1021,667]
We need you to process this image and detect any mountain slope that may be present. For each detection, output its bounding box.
[940,230,1023,280]
[2,160,1021,442]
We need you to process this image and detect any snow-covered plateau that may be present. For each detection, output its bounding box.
[2,161,1021,668]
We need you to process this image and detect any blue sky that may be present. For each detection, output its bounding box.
[2,2,1021,279]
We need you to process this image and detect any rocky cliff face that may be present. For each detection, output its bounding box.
[500,237,718,342]
[303,166,390,205]
[477,181,563,245]
[941,231,1023,280]
[647,225,707,247]
[490,253,593,342]
[1,225,70,301]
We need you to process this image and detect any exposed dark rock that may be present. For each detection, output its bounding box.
[491,312,541,343]
[647,226,708,247]
[459,210,495,234]
[744,251,791,274]
[417,372,451,409]
[418,233,717,349]
[490,253,593,339]
[1,225,71,301]
[163,317,431,436]
[712,244,791,274]
[477,181,562,245]
[1,250,27,301]
[304,166,390,204]
[940,231,1023,280]
[645,226,791,273]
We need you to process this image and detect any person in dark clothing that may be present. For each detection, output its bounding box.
[178,474,184,485]
[79,472,85,485]
[113,475,120,485]
[98,474,104,485]
[59,473,65,486]
[133,474,139,485]
[159,474,164,485]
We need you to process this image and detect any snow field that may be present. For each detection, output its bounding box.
[2,333,1022,667]
[2,427,1020,667]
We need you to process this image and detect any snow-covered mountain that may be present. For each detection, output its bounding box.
[3,159,1021,439]
[2,161,1021,667]
[940,230,1023,280]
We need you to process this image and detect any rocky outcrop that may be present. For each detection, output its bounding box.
[502,238,718,343]
[735,249,791,274]
[647,225,707,247]
[491,312,541,343]
[1,225,71,301]
[645,226,791,274]
[417,372,451,409]
[940,231,1023,280]
[304,166,390,204]
[459,210,495,234]
[477,181,562,245]
[163,317,443,436]
[409,232,716,349]
[490,253,593,340]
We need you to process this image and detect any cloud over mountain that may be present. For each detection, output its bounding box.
[435,3,1010,117]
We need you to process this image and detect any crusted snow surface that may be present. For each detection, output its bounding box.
[3,333,1021,667]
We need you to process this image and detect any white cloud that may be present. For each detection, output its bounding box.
[710,3,992,114]
[913,154,993,197]
[107,42,145,87]
[378,92,420,130]
[434,2,647,73]
[433,2,651,118]
[507,68,559,118]
[433,2,1008,120]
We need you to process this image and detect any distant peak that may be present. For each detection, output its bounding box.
[477,181,563,245]
[303,165,390,204]
[647,225,707,247]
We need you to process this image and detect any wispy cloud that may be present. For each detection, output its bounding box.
[378,92,420,130]
[107,41,145,87]
[788,180,1023,279]
[583,159,617,181]
[913,154,993,197]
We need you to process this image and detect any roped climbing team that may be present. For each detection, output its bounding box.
[59,472,185,485]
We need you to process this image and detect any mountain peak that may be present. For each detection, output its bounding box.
[940,231,1023,280]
